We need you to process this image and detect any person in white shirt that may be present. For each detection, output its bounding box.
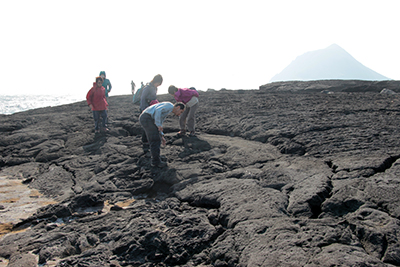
[139,102,185,167]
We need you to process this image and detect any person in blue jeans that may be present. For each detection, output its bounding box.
[139,102,185,167]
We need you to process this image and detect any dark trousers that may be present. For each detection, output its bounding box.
[92,110,107,130]
[139,113,161,164]
[139,109,148,143]
[141,128,148,143]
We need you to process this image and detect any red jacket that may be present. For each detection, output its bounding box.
[86,83,108,111]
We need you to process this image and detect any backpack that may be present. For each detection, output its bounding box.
[132,84,145,104]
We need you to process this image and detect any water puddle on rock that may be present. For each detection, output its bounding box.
[0,176,137,266]
[0,175,57,236]
[114,198,137,208]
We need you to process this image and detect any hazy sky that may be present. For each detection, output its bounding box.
[1,0,399,97]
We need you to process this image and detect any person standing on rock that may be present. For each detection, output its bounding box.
[131,81,136,95]
[99,71,112,126]
[139,74,163,144]
[86,77,109,134]
[140,74,162,111]
[99,71,112,98]
[168,86,199,137]
[139,102,185,168]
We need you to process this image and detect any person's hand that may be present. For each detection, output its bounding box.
[161,136,166,146]
[158,126,163,132]
[89,104,93,110]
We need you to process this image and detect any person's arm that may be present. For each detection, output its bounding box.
[139,87,149,110]
[141,86,155,104]
[156,111,167,146]
[147,87,157,104]
[108,81,112,92]
[160,130,166,146]
[86,89,93,108]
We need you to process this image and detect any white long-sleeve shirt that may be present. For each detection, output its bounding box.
[142,102,174,127]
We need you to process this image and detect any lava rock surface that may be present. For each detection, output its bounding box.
[1,80,400,266]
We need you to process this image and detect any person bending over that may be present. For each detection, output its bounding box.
[139,102,185,167]
[168,85,199,137]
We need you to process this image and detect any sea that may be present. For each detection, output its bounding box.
[0,95,84,115]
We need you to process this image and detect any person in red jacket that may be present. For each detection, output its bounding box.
[86,77,109,133]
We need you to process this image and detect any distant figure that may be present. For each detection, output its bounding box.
[168,85,199,137]
[86,77,108,134]
[139,74,163,144]
[99,71,112,98]
[139,102,185,167]
[131,81,136,95]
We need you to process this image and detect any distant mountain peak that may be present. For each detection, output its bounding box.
[327,43,342,49]
[270,44,389,82]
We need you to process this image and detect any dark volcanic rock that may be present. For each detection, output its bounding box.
[260,79,400,93]
[1,80,400,266]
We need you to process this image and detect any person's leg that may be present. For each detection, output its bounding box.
[140,113,162,164]
[92,111,100,132]
[106,97,109,125]
[149,133,161,165]
[179,107,190,134]
[101,110,108,130]
[141,128,148,143]
[187,103,198,134]
[139,110,148,143]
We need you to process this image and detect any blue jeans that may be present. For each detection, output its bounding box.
[139,113,161,164]
[92,110,107,130]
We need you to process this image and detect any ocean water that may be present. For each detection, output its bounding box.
[0,95,84,115]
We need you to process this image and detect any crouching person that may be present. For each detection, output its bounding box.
[139,102,185,168]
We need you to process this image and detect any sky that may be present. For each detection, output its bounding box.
[1,0,399,97]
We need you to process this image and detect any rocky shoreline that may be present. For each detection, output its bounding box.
[1,80,400,266]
